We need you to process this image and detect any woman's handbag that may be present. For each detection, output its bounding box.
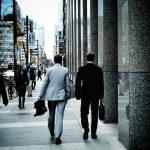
[99,100,105,120]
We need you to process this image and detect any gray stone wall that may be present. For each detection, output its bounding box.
[128,0,150,149]
[118,0,129,149]
[118,0,150,149]
[103,0,118,123]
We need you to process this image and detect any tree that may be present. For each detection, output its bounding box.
[40,52,53,68]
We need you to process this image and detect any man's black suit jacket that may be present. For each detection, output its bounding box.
[75,63,104,100]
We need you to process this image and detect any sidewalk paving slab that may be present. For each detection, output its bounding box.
[0,79,127,150]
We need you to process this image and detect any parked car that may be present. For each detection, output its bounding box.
[3,70,14,84]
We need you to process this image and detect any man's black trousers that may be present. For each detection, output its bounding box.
[81,98,99,134]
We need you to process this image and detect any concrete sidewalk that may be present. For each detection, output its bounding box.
[0,79,126,150]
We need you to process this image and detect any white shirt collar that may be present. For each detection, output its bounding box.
[54,63,61,66]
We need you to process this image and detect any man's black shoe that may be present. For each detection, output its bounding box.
[18,105,21,109]
[83,131,89,140]
[50,130,54,136]
[55,138,62,145]
[91,133,97,139]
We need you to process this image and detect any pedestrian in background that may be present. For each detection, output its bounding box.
[0,72,8,106]
[37,68,42,80]
[38,54,70,145]
[16,66,28,109]
[75,52,104,140]
[30,65,36,90]
[43,68,46,76]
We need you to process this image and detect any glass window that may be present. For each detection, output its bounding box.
[1,0,13,20]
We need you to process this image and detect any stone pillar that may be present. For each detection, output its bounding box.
[73,0,77,82]
[70,0,73,78]
[103,0,118,123]
[118,0,129,148]
[128,0,150,149]
[77,0,81,68]
[66,0,70,68]
[69,0,71,72]
[69,0,72,73]
[90,0,98,65]
[82,0,87,65]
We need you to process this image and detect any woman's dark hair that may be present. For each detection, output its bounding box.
[86,52,95,61]
[54,54,62,64]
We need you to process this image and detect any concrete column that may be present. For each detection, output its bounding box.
[118,0,129,148]
[128,0,150,149]
[69,0,72,73]
[66,0,70,68]
[90,0,98,65]
[103,0,118,123]
[82,0,87,65]
[67,0,70,70]
[77,0,81,68]
[70,0,73,78]
[73,0,77,82]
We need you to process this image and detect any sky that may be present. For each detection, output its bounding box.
[17,0,59,59]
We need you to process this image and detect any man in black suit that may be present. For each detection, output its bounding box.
[75,52,104,140]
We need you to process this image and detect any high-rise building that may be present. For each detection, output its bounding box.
[0,0,21,69]
[0,21,13,68]
[36,26,45,53]
[57,0,65,55]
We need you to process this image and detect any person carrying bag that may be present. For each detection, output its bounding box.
[0,73,8,106]
[38,54,70,145]
[75,52,104,140]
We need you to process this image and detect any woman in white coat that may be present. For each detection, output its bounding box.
[38,54,70,145]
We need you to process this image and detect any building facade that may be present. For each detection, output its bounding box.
[52,0,66,65]
[63,0,150,149]
[19,17,45,67]
[0,21,13,68]
[0,0,21,69]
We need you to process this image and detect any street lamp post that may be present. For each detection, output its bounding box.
[13,0,17,79]
[26,15,29,66]
[31,40,39,68]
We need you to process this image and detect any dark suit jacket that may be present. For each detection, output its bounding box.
[0,74,8,106]
[75,63,104,100]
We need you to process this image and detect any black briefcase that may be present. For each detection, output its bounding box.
[99,101,105,120]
